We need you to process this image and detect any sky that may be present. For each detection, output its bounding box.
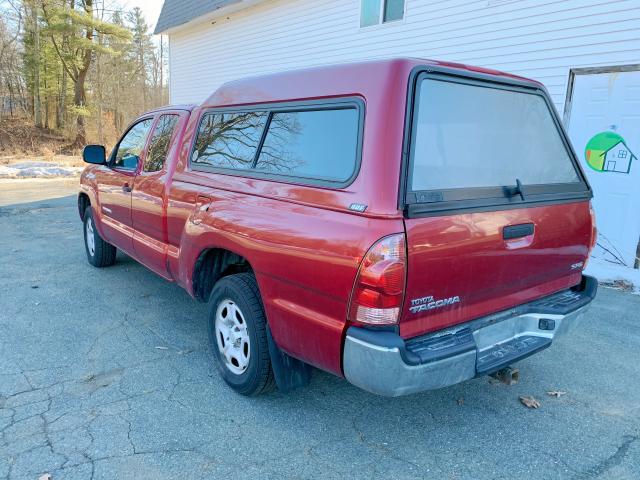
[121,0,164,32]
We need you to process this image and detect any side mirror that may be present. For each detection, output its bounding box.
[83,145,106,165]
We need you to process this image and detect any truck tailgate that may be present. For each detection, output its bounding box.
[400,201,592,338]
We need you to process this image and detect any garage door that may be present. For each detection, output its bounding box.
[566,68,640,268]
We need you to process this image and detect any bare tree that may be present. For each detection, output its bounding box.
[0,1,28,117]
[1,0,169,152]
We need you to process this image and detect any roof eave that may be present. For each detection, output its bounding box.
[154,0,267,35]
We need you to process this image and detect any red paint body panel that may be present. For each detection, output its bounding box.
[79,58,593,379]
[94,167,137,255]
[168,178,402,373]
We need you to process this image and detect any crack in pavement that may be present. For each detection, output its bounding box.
[573,434,639,479]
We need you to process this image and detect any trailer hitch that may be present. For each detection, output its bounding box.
[490,366,520,385]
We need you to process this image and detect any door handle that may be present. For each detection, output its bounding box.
[122,183,132,193]
[503,223,534,240]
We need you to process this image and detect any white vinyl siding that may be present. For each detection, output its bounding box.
[167,0,640,114]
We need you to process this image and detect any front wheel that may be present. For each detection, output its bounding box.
[83,206,117,268]
[207,273,275,395]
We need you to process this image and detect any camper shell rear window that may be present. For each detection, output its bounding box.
[403,71,591,216]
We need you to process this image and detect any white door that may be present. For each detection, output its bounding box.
[566,69,640,268]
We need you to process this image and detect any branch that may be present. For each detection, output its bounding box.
[41,1,78,81]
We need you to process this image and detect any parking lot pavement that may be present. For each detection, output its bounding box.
[0,180,639,480]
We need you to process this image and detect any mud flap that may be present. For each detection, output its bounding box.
[266,326,312,393]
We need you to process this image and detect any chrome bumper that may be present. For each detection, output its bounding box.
[343,276,596,397]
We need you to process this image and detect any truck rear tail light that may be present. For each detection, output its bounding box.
[348,233,407,325]
[589,202,598,250]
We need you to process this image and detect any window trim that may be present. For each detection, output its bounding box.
[399,68,592,217]
[188,97,365,189]
[108,116,155,172]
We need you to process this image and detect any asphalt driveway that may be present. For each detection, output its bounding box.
[1,179,639,480]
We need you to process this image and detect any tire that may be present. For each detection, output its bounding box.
[83,206,117,268]
[207,273,276,396]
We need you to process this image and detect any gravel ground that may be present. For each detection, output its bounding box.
[0,180,639,480]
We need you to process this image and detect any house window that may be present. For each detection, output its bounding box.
[360,0,404,27]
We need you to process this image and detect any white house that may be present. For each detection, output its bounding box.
[155,0,640,269]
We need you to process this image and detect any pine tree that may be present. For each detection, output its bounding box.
[127,7,154,112]
[41,0,130,147]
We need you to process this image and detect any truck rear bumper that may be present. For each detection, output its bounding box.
[343,275,597,397]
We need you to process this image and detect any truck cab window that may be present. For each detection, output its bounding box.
[145,115,180,172]
[112,119,154,170]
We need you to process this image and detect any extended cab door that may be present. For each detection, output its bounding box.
[131,111,185,278]
[399,72,594,339]
[95,117,154,254]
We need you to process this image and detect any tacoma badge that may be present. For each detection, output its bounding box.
[409,295,461,314]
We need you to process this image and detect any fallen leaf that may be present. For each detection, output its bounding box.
[546,390,567,398]
[457,398,464,406]
[519,395,541,409]
[613,279,634,291]
[601,279,634,292]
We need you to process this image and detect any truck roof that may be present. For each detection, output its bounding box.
[202,57,541,108]
[145,104,198,114]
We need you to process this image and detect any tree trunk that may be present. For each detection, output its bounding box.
[160,36,164,104]
[70,0,94,148]
[72,69,87,147]
[43,61,49,130]
[96,34,103,144]
[32,5,42,128]
[8,82,14,116]
[57,67,66,129]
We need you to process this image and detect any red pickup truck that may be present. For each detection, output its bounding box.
[79,58,597,397]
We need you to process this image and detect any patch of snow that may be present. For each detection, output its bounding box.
[0,161,84,179]
[584,257,640,295]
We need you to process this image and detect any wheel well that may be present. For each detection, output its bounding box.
[193,248,253,302]
[78,193,90,220]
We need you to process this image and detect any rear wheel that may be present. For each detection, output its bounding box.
[207,273,275,395]
[83,206,117,268]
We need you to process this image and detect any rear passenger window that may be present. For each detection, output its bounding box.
[145,114,179,172]
[256,109,359,182]
[192,112,268,169]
